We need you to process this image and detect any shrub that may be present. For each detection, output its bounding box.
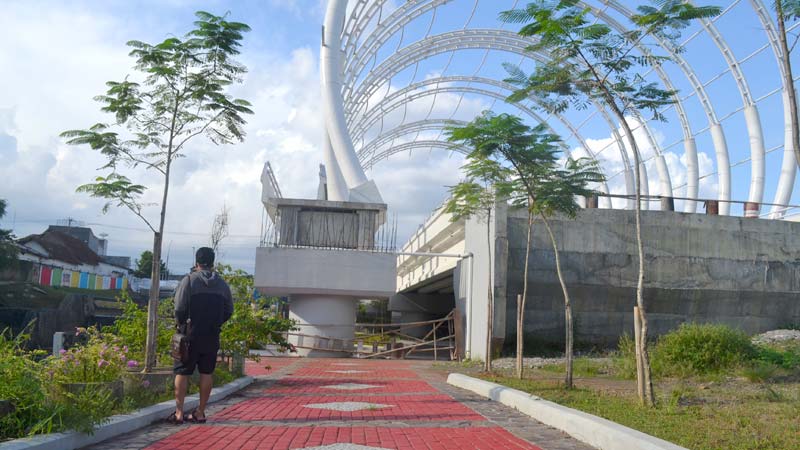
[45,326,137,384]
[0,326,58,439]
[217,265,295,362]
[104,292,174,365]
[755,343,800,371]
[651,323,756,377]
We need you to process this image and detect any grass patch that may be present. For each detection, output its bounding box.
[477,373,800,450]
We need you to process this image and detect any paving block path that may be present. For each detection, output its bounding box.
[82,358,595,450]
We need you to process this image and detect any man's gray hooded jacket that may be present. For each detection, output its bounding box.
[174,270,233,348]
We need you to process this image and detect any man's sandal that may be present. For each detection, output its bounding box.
[185,409,207,424]
[165,412,184,425]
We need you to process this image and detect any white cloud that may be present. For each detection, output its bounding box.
[0,3,472,273]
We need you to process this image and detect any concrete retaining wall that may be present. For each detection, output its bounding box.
[504,209,800,346]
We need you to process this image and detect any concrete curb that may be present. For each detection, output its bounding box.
[447,373,687,450]
[0,376,253,450]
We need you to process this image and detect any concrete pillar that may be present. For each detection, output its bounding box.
[705,200,719,215]
[288,294,356,357]
[744,202,760,218]
[660,196,674,212]
[53,332,65,356]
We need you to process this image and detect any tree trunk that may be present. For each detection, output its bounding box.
[516,208,534,379]
[616,115,655,406]
[542,216,573,389]
[143,232,162,372]
[143,151,174,372]
[484,206,494,373]
[776,1,800,169]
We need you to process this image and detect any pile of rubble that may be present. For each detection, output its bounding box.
[752,329,800,346]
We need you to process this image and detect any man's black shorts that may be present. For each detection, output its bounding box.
[173,343,219,375]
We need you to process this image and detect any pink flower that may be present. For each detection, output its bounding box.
[142,380,151,388]
[127,360,139,368]
[98,359,109,368]
[58,349,66,355]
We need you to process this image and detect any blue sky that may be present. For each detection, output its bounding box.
[1,0,797,274]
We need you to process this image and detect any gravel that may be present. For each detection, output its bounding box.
[752,329,800,346]
[491,357,565,370]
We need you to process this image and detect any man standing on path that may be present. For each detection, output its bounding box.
[170,247,233,424]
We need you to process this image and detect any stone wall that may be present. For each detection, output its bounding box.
[504,208,800,346]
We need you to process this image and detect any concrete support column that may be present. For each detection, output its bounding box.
[288,294,357,358]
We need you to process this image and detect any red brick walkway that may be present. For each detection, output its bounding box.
[265,378,437,395]
[211,394,484,422]
[84,357,592,450]
[146,426,540,450]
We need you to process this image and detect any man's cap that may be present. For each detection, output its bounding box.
[196,247,215,267]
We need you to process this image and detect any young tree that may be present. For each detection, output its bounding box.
[133,250,168,279]
[532,160,603,387]
[0,199,18,270]
[774,1,800,168]
[443,139,514,372]
[448,112,603,385]
[446,113,554,378]
[210,204,230,253]
[500,0,719,404]
[62,12,254,371]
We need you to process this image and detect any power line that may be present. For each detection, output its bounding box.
[12,218,262,239]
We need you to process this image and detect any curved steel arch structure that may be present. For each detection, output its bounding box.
[321,0,799,218]
[343,29,648,203]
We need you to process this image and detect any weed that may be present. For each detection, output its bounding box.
[740,362,780,383]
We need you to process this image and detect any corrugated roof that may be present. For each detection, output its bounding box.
[18,230,101,266]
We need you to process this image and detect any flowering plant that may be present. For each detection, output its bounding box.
[46,326,137,384]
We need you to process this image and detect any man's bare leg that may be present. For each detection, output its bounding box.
[196,374,213,419]
[174,375,189,420]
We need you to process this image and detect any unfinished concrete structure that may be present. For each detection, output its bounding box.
[255,166,396,356]
[393,204,800,359]
[255,1,800,359]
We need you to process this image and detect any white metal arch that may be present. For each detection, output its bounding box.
[343,32,663,206]
[323,0,796,216]
[349,78,616,207]
[362,140,468,170]
[601,0,733,214]
[750,0,798,218]
[342,28,667,172]
[358,119,467,160]
[690,0,766,215]
[581,2,696,212]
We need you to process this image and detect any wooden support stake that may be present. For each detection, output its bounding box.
[433,321,438,361]
[634,306,645,401]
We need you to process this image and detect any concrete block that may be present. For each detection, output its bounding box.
[447,373,687,450]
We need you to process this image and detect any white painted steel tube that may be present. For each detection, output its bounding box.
[322,0,369,190]
[744,105,766,214]
[624,168,635,210]
[323,133,349,201]
[683,138,699,213]
[771,90,799,218]
[710,123,732,215]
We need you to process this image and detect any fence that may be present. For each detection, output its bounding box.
[288,311,458,360]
